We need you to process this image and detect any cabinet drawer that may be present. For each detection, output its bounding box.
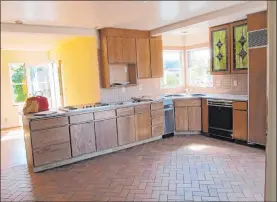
[151,102,163,110]
[174,99,201,107]
[151,109,164,119]
[233,101,248,110]
[30,117,68,131]
[94,110,116,120]
[152,117,164,126]
[33,142,71,167]
[31,126,70,149]
[117,107,134,117]
[152,125,164,137]
[135,104,150,113]
[70,113,94,124]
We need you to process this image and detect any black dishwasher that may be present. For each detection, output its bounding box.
[208,99,233,138]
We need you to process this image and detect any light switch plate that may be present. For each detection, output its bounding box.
[124,66,128,73]
[139,84,143,91]
[233,80,238,86]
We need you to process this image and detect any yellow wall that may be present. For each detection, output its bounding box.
[49,36,100,106]
[1,50,49,128]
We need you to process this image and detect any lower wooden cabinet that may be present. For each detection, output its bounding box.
[117,115,136,146]
[175,107,189,131]
[188,107,202,131]
[95,119,118,151]
[233,110,248,141]
[70,122,96,157]
[135,112,151,141]
[152,125,164,137]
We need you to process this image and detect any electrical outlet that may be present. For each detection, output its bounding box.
[124,66,128,73]
[233,80,238,86]
[139,85,143,91]
[122,87,126,93]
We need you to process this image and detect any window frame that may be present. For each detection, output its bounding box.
[160,49,185,89]
[9,63,28,105]
[185,46,213,88]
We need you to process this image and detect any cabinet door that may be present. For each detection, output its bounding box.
[233,110,248,141]
[188,107,202,131]
[150,38,163,78]
[175,107,189,131]
[107,36,122,63]
[95,119,118,151]
[202,99,208,133]
[210,24,230,74]
[135,112,151,141]
[136,38,151,78]
[122,37,136,63]
[117,115,136,146]
[70,122,96,157]
[230,20,248,74]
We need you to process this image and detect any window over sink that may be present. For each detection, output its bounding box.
[160,50,184,89]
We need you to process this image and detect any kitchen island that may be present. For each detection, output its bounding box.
[22,94,248,172]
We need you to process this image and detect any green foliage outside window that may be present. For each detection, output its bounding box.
[10,65,28,103]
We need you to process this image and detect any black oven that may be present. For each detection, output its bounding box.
[208,99,233,138]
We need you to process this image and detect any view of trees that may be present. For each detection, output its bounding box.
[11,65,27,103]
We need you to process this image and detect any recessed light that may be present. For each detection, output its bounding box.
[15,20,23,24]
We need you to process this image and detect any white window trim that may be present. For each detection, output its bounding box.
[161,50,185,89]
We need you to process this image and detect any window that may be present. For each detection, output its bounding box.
[9,63,28,104]
[160,50,184,88]
[186,48,213,87]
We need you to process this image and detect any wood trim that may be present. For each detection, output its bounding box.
[99,35,110,88]
[201,98,208,133]
[230,19,248,74]
[99,28,150,38]
[209,24,231,75]
[163,46,185,50]
[247,11,267,31]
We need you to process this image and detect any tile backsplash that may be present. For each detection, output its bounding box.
[100,73,248,103]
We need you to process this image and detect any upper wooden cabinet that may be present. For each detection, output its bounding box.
[210,19,248,75]
[136,38,151,79]
[122,37,136,63]
[107,36,123,63]
[150,37,163,78]
[210,24,230,74]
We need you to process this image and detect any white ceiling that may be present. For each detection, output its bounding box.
[1,1,246,30]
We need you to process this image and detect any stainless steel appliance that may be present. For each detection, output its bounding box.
[163,98,175,137]
[208,99,233,138]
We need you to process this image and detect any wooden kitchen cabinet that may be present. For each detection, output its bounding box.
[233,110,248,141]
[117,115,136,146]
[150,37,163,78]
[136,38,151,78]
[70,122,96,157]
[175,107,189,131]
[188,107,202,131]
[107,36,123,63]
[95,119,118,151]
[122,37,136,63]
[135,112,151,140]
[202,98,209,133]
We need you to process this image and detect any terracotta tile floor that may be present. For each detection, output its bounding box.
[1,135,265,201]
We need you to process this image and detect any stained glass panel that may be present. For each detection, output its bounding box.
[212,29,228,71]
[233,24,248,69]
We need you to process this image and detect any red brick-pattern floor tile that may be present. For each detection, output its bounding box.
[1,135,265,201]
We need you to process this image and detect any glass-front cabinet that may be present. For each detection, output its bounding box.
[210,24,230,74]
[231,20,248,74]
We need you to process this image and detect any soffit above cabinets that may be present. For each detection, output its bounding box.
[1,1,245,30]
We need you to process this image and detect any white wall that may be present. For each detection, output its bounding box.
[1,50,49,129]
[162,34,186,47]
[183,28,209,46]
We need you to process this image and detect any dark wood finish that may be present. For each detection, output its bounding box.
[188,107,202,131]
[233,110,248,141]
[135,112,151,141]
[33,142,71,167]
[69,113,94,124]
[94,110,116,120]
[175,107,189,131]
[233,101,248,111]
[95,118,118,151]
[209,24,231,75]
[70,122,96,157]
[122,37,136,63]
[152,125,164,137]
[230,19,248,74]
[99,28,150,38]
[201,98,208,133]
[151,102,163,110]
[31,126,70,149]
[117,115,136,146]
[174,99,201,107]
[151,109,164,119]
[116,107,134,117]
[136,38,151,78]
[135,104,150,113]
[150,37,163,78]
[107,36,123,63]
[248,47,267,145]
[247,11,267,31]
[30,117,68,131]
